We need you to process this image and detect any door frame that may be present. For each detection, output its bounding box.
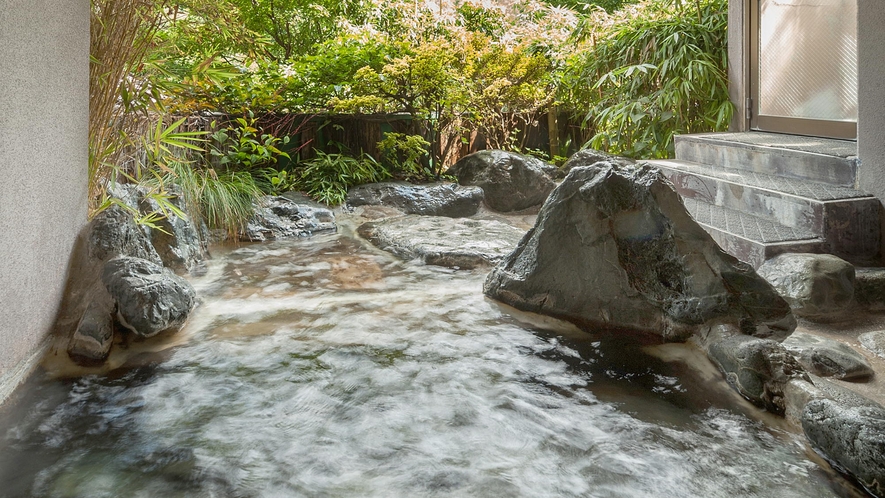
[748,0,858,140]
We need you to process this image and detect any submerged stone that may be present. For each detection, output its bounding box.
[782,331,873,380]
[802,398,885,497]
[706,331,808,414]
[243,196,337,242]
[67,299,115,365]
[347,182,483,218]
[448,150,556,212]
[484,162,796,341]
[358,215,525,269]
[102,256,196,338]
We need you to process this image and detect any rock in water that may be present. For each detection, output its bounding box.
[782,331,873,380]
[140,189,208,275]
[448,150,556,212]
[88,205,163,265]
[102,256,197,338]
[757,253,855,318]
[802,398,885,497]
[484,163,796,341]
[358,215,526,269]
[67,300,115,365]
[860,331,885,360]
[705,331,808,413]
[346,182,484,218]
[243,196,337,241]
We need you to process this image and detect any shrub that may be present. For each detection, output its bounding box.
[376,133,431,180]
[561,0,731,158]
[209,112,290,170]
[294,151,391,206]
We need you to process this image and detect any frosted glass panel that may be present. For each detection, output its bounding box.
[758,0,857,122]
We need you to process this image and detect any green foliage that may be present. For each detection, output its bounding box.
[465,39,554,150]
[335,37,469,176]
[138,0,732,227]
[294,150,391,205]
[89,0,165,214]
[255,167,297,195]
[291,34,397,110]
[377,133,431,180]
[97,114,263,240]
[164,161,262,237]
[95,117,207,232]
[209,113,290,170]
[228,0,370,61]
[544,0,635,13]
[96,171,189,237]
[562,0,731,158]
[455,3,504,38]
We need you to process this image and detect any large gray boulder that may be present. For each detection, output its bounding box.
[484,163,796,341]
[58,185,210,365]
[243,196,337,242]
[560,148,633,179]
[358,215,526,269]
[140,190,207,275]
[88,205,163,265]
[757,253,855,318]
[448,150,556,212]
[782,331,873,380]
[705,331,808,414]
[102,256,196,338]
[802,398,885,497]
[346,182,483,218]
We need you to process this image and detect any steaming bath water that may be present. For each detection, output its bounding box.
[0,231,863,497]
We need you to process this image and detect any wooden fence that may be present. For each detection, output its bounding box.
[180,111,592,170]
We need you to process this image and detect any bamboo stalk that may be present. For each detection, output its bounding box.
[88,0,161,215]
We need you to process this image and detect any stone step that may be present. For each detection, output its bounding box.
[648,158,876,235]
[679,197,824,268]
[648,158,880,266]
[674,132,858,186]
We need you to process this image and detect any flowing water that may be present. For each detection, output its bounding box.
[0,229,865,497]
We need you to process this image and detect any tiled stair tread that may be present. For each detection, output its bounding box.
[651,159,871,201]
[682,198,818,243]
[686,132,857,159]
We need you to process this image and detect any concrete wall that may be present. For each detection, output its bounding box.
[0,0,89,402]
[857,0,885,204]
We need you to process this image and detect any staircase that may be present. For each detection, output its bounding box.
[646,132,880,268]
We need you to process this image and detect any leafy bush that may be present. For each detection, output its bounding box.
[294,151,391,205]
[456,3,505,38]
[376,133,431,180]
[209,113,290,170]
[252,167,295,195]
[561,0,731,158]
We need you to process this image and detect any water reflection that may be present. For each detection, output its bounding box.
[0,233,863,497]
